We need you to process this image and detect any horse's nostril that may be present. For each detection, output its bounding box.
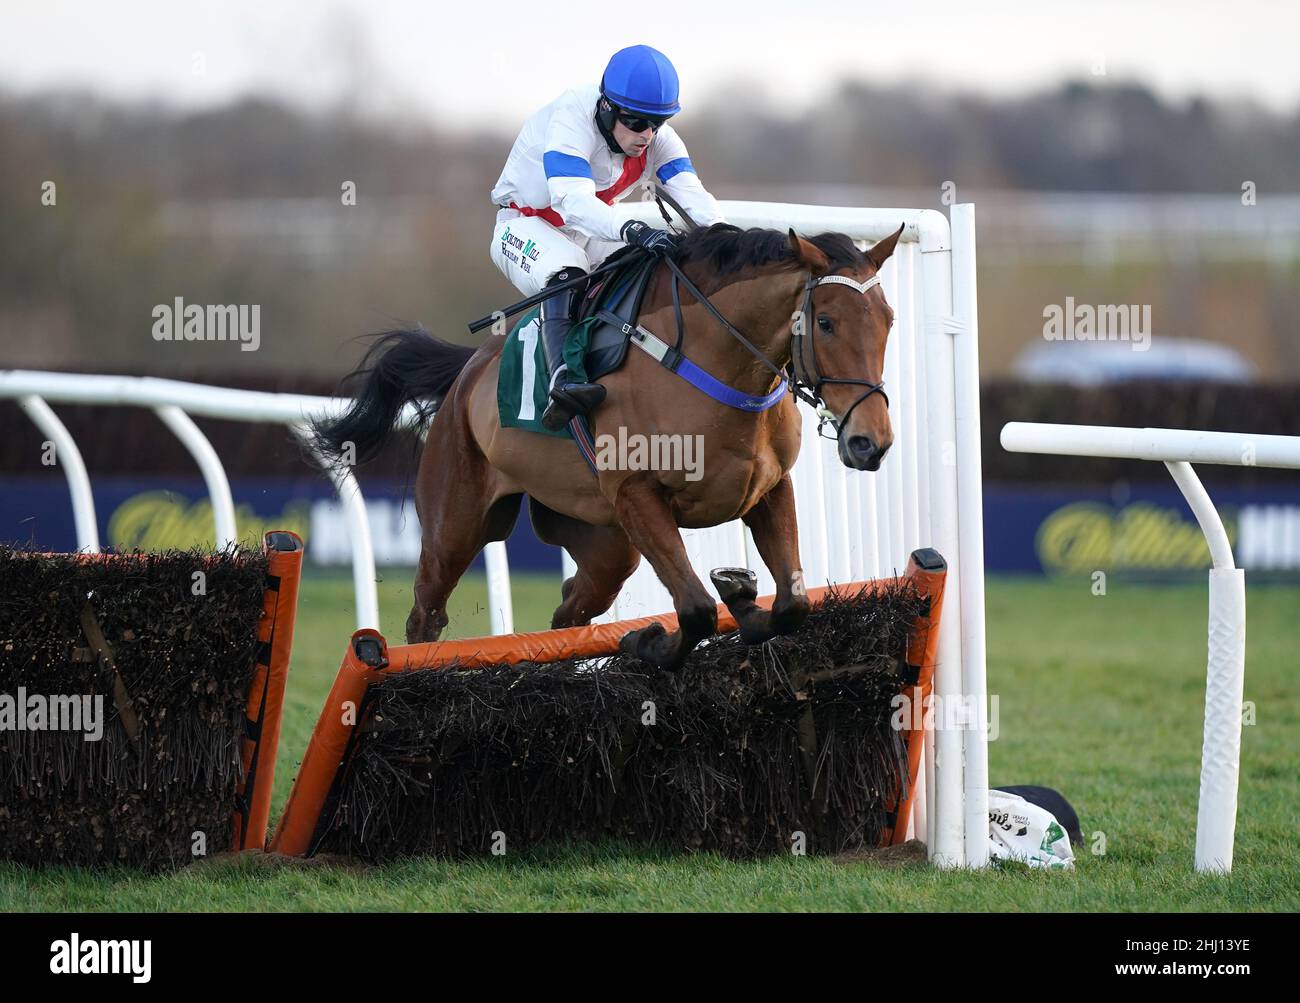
[848,435,876,459]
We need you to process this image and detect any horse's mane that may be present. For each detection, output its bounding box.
[594,222,866,296]
[674,223,866,277]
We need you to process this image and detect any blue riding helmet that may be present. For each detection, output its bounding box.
[600,44,681,116]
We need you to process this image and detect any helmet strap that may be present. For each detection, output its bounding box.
[594,96,625,156]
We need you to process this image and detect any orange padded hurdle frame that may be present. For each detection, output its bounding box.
[231,530,304,851]
[270,549,947,857]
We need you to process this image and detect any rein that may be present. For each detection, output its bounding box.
[658,255,889,440]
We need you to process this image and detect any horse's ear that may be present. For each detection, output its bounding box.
[787,228,830,274]
[867,224,906,269]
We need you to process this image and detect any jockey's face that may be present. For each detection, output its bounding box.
[612,117,656,158]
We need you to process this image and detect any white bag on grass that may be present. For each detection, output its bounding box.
[988,790,1075,869]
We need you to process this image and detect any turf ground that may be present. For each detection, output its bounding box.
[2,570,1297,912]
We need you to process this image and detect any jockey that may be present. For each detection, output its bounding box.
[489,44,727,430]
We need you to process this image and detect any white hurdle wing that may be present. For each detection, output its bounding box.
[1002,421,1300,873]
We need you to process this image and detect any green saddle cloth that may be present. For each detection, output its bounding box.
[496,308,599,437]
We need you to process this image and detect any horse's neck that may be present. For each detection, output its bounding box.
[677,267,802,394]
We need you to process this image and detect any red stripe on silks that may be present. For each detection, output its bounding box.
[509,203,566,227]
[512,150,648,228]
[596,150,648,204]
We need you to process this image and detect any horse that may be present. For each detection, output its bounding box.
[310,222,903,670]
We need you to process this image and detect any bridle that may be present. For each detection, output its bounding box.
[790,272,890,440]
[659,255,890,442]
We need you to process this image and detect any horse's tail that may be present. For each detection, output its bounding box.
[308,327,476,465]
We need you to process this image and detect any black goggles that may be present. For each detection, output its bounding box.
[615,109,670,133]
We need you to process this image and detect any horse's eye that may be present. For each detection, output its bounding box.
[817,315,834,334]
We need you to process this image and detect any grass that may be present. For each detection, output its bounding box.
[2,569,1298,912]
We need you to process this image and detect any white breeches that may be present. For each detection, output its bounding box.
[489,208,623,296]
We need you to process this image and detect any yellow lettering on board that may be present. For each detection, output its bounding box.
[108,492,310,551]
[1036,501,1236,575]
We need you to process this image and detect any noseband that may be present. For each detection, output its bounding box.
[790,272,890,441]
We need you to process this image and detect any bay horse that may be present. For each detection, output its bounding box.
[310,222,903,670]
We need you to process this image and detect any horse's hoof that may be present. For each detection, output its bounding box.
[619,621,665,656]
[770,596,811,637]
[736,622,773,646]
[710,567,758,605]
[619,622,682,671]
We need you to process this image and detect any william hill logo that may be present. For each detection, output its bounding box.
[108,492,308,552]
[1036,501,1232,575]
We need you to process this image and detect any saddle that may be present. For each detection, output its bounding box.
[570,247,660,382]
[496,248,659,440]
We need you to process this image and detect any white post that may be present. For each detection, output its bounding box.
[17,394,100,553]
[951,203,991,868]
[920,216,967,869]
[154,404,238,550]
[909,749,928,842]
[1166,459,1246,875]
[484,540,514,635]
[1200,567,1245,873]
[294,424,381,630]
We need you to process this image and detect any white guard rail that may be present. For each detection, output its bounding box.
[0,369,515,633]
[1002,421,1300,874]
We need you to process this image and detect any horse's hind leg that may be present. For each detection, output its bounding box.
[407,489,522,643]
[609,473,719,670]
[722,474,811,644]
[529,499,641,628]
[406,417,522,643]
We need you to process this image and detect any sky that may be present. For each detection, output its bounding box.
[3,0,1298,129]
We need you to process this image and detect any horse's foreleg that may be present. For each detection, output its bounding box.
[722,474,810,644]
[611,473,718,671]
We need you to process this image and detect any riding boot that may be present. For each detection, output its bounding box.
[539,268,606,431]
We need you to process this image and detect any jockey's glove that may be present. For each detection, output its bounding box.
[620,219,679,256]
